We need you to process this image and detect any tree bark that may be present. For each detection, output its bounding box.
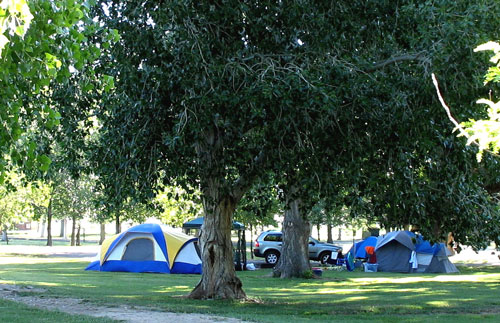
[40,220,45,238]
[2,224,8,244]
[327,224,333,243]
[188,130,253,299]
[250,224,254,259]
[60,219,65,237]
[115,215,121,234]
[188,193,246,299]
[46,200,53,246]
[316,224,321,241]
[273,194,311,278]
[99,223,106,245]
[71,216,76,246]
[76,224,81,246]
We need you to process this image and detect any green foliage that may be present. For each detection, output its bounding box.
[301,269,314,279]
[0,0,33,56]
[459,42,500,162]
[51,174,98,223]
[234,178,280,228]
[0,172,34,229]
[89,0,499,251]
[0,0,102,182]
[155,185,202,228]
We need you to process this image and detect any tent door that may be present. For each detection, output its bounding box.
[122,238,154,261]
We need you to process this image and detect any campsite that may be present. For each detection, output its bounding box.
[1,232,500,322]
[2,0,500,322]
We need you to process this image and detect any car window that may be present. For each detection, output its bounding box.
[263,233,282,242]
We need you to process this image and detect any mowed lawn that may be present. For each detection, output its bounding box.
[0,255,499,322]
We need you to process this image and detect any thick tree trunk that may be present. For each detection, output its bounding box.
[327,224,333,243]
[188,194,246,299]
[46,200,53,246]
[188,130,258,299]
[273,195,311,278]
[99,223,106,245]
[71,216,76,246]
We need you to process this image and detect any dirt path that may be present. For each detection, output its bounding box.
[0,284,248,323]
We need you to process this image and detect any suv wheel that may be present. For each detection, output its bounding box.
[320,252,331,265]
[265,250,280,264]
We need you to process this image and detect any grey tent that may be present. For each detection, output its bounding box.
[375,231,415,273]
[414,243,459,273]
[428,250,458,273]
[374,231,459,273]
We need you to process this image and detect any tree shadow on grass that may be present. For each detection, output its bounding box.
[1,260,499,321]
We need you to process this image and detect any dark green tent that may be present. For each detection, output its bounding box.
[182,217,245,230]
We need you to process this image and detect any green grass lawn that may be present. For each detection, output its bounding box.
[0,298,116,323]
[1,255,499,322]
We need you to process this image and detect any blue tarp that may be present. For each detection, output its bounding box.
[349,236,378,259]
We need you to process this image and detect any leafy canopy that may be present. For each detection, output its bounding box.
[460,41,500,161]
[0,0,33,56]
[0,0,101,184]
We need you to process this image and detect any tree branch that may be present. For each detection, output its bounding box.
[431,73,472,138]
[232,150,267,202]
[366,51,428,72]
[432,73,499,158]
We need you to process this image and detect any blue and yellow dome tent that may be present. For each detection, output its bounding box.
[85,223,202,274]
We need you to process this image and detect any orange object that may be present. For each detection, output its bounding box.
[365,246,377,263]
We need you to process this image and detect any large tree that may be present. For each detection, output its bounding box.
[273,0,500,277]
[88,0,500,298]
[92,0,356,298]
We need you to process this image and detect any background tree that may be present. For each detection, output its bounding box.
[51,174,97,246]
[155,185,203,228]
[0,172,33,243]
[233,178,280,258]
[233,177,280,230]
[29,180,53,245]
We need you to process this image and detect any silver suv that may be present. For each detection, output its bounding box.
[253,230,343,265]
